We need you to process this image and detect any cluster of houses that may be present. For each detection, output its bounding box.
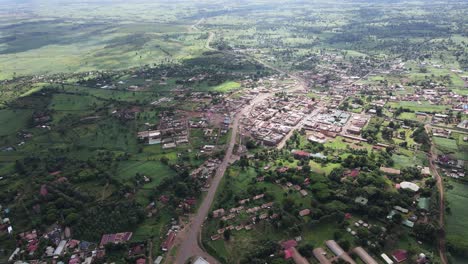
[281,237,429,264]
[209,194,277,240]
[7,227,136,264]
[137,112,189,149]
[190,159,221,180]
[303,109,369,139]
[437,155,466,179]
[242,95,315,146]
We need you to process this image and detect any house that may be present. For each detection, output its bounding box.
[212,208,225,218]
[344,169,360,178]
[381,253,394,264]
[154,256,163,264]
[292,150,311,159]
[193,257,210,264]
[313,248,332,264]
[100,232,133,247]
[421,167,431,176]
[281,240,298,250]
[299,209,311,217]
[136,258,146,264]
[161,231,176,251]
[325,240,356,264]
[162,142,176,149]
[394,206,409,214]
[211,234,221,241]
[54,240,67,256]
[392,250,408,263]
[253,193,264,200]
[380,167,401,175]
[353,247,378,264]
[399,181,420,192]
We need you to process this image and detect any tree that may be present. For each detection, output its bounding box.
[65,213,79,225]
[223,229,231,241]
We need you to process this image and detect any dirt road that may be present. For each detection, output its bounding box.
[425,124,448,264]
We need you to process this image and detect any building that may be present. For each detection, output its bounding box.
[161,231,176,251]
[292,150,311,159]
[325,240,356,264]
[381,253,394,264]
[54,240,67,256]
[313,248,332,264]
[212,208,225,218]
[299,209,311,217]
[193,257,210,264]
[380,167,401,175]
[392,250,408,263]
[421,167,431,176]
[100,232,133,247]
[291,247,310,264]
[353,247,378,264]
[399,181,420,192]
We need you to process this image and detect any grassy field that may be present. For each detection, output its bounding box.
[433,137,467,160]
[49,94,102,111]
[388,101,450,113]
[117,160,176,186]
[213,81,241,92]
[0,16,206,79]
[0,109,32,136]
[392,153,426,169]
[446,181,468,257]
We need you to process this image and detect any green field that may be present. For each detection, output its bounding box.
[49,94,102,111]
[117,160,176,186]
[213,81,241,92]
[446,181,468,257]
[388,101,450,113]
[433,137,467,160]
[0,109,32,136]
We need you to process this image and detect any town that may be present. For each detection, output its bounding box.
[0,1,467,264]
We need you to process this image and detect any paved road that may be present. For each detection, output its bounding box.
[169,26,308,264]
[425,125,448,264]
[172,92,277,264]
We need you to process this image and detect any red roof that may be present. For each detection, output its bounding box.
[159,195,169,203]
[68,239,80,249]
[27,240,38,253]
[281,240,297,250]
[284,248,294,259]
[292,150,311,157]
[345,213,352,219]
[161,231,176,251]
[392,249,408,263]
[100,232,133,247]
[349,169,360,177]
